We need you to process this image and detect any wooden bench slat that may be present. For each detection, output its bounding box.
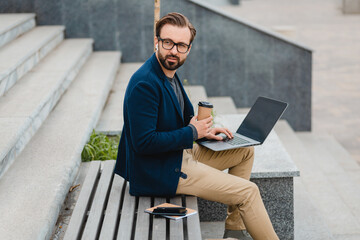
[117,182,136,240]
[82,160,116,240]
[134,196,151,240]
[64,161,101,240]
[170,196,184,240]
[185,196,202,240]
[152,197,167,239]
[99,172,125,240]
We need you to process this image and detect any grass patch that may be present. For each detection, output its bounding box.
[81,130,120,162]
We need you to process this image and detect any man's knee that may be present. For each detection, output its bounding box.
[234,146,254,158]
[248,181,259,196]
[240,181,260,205]
[246,146,254,159]
[236,146,254,164]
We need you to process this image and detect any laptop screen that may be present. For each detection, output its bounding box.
[236,97,288,143]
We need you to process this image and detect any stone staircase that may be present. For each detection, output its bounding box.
[0,14,121,239]
[275,122,360,240]
[95,63,138,135]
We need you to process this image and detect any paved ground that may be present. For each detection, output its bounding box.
[221,0,360,164]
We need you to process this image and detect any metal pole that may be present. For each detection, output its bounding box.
[154,0,160,51]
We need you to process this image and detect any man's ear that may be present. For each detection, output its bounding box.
[187,44,192,55]
[187,43,192,54]
[154,37,159,52]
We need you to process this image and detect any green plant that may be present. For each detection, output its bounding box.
[81,130,120,162]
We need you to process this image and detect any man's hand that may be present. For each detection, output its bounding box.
[190,115,213,139]
[206,127,233,141]
[190,116,233,140]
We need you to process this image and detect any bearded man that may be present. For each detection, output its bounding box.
[114,12,279,240]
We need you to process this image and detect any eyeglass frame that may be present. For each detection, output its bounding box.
[157,36,191,54]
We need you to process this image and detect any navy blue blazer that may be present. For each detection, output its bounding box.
[114,53,195,196]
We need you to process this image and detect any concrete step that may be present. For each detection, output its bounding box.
[184,85,208,112]
[317,134,360,172]
[275,121,360,238]
[52,161,92,239]
[237,107,250,114]
[0,13,35,48]
[274,121,334,239]
[0,39,93,179]
[0,26,64,97]
[96,62,142,135]
[0,51,120,240]
[293,177,335,240]
[297,132,360,238]
[207,96,237,115]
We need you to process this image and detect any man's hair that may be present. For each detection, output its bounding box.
[156,12,196,43]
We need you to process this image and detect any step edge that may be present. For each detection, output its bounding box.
[0,40,93,178]
[0,13,36,35]
[295,133,360,234]
[0,28,65,96]
[0,14,36,48]
[0,26,65,70]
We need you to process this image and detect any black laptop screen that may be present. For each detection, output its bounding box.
[236,97,288,143]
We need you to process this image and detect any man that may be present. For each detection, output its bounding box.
[114,12,279,240]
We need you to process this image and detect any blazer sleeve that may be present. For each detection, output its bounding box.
[127,81,194,155]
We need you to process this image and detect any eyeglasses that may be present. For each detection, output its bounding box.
[157,37,191,54]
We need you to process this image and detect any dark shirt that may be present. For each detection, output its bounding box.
[167,76,198,140]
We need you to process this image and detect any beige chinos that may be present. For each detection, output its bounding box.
[176,144,279,240]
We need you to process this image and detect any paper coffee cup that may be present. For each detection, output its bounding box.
[198,101,213,120]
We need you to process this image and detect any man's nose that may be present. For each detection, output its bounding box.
[170,45,178,55]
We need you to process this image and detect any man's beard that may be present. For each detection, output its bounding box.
[158,51,186,71]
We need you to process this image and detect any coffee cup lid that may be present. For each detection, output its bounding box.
[198,101,213,108]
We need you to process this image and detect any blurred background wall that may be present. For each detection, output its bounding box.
[0,0,312,131]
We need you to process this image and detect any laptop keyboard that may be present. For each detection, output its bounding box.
[224,135,250,146]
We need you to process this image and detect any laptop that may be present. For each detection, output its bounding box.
[196,96,288,151]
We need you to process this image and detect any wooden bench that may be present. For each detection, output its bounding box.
[63,160,202,240]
